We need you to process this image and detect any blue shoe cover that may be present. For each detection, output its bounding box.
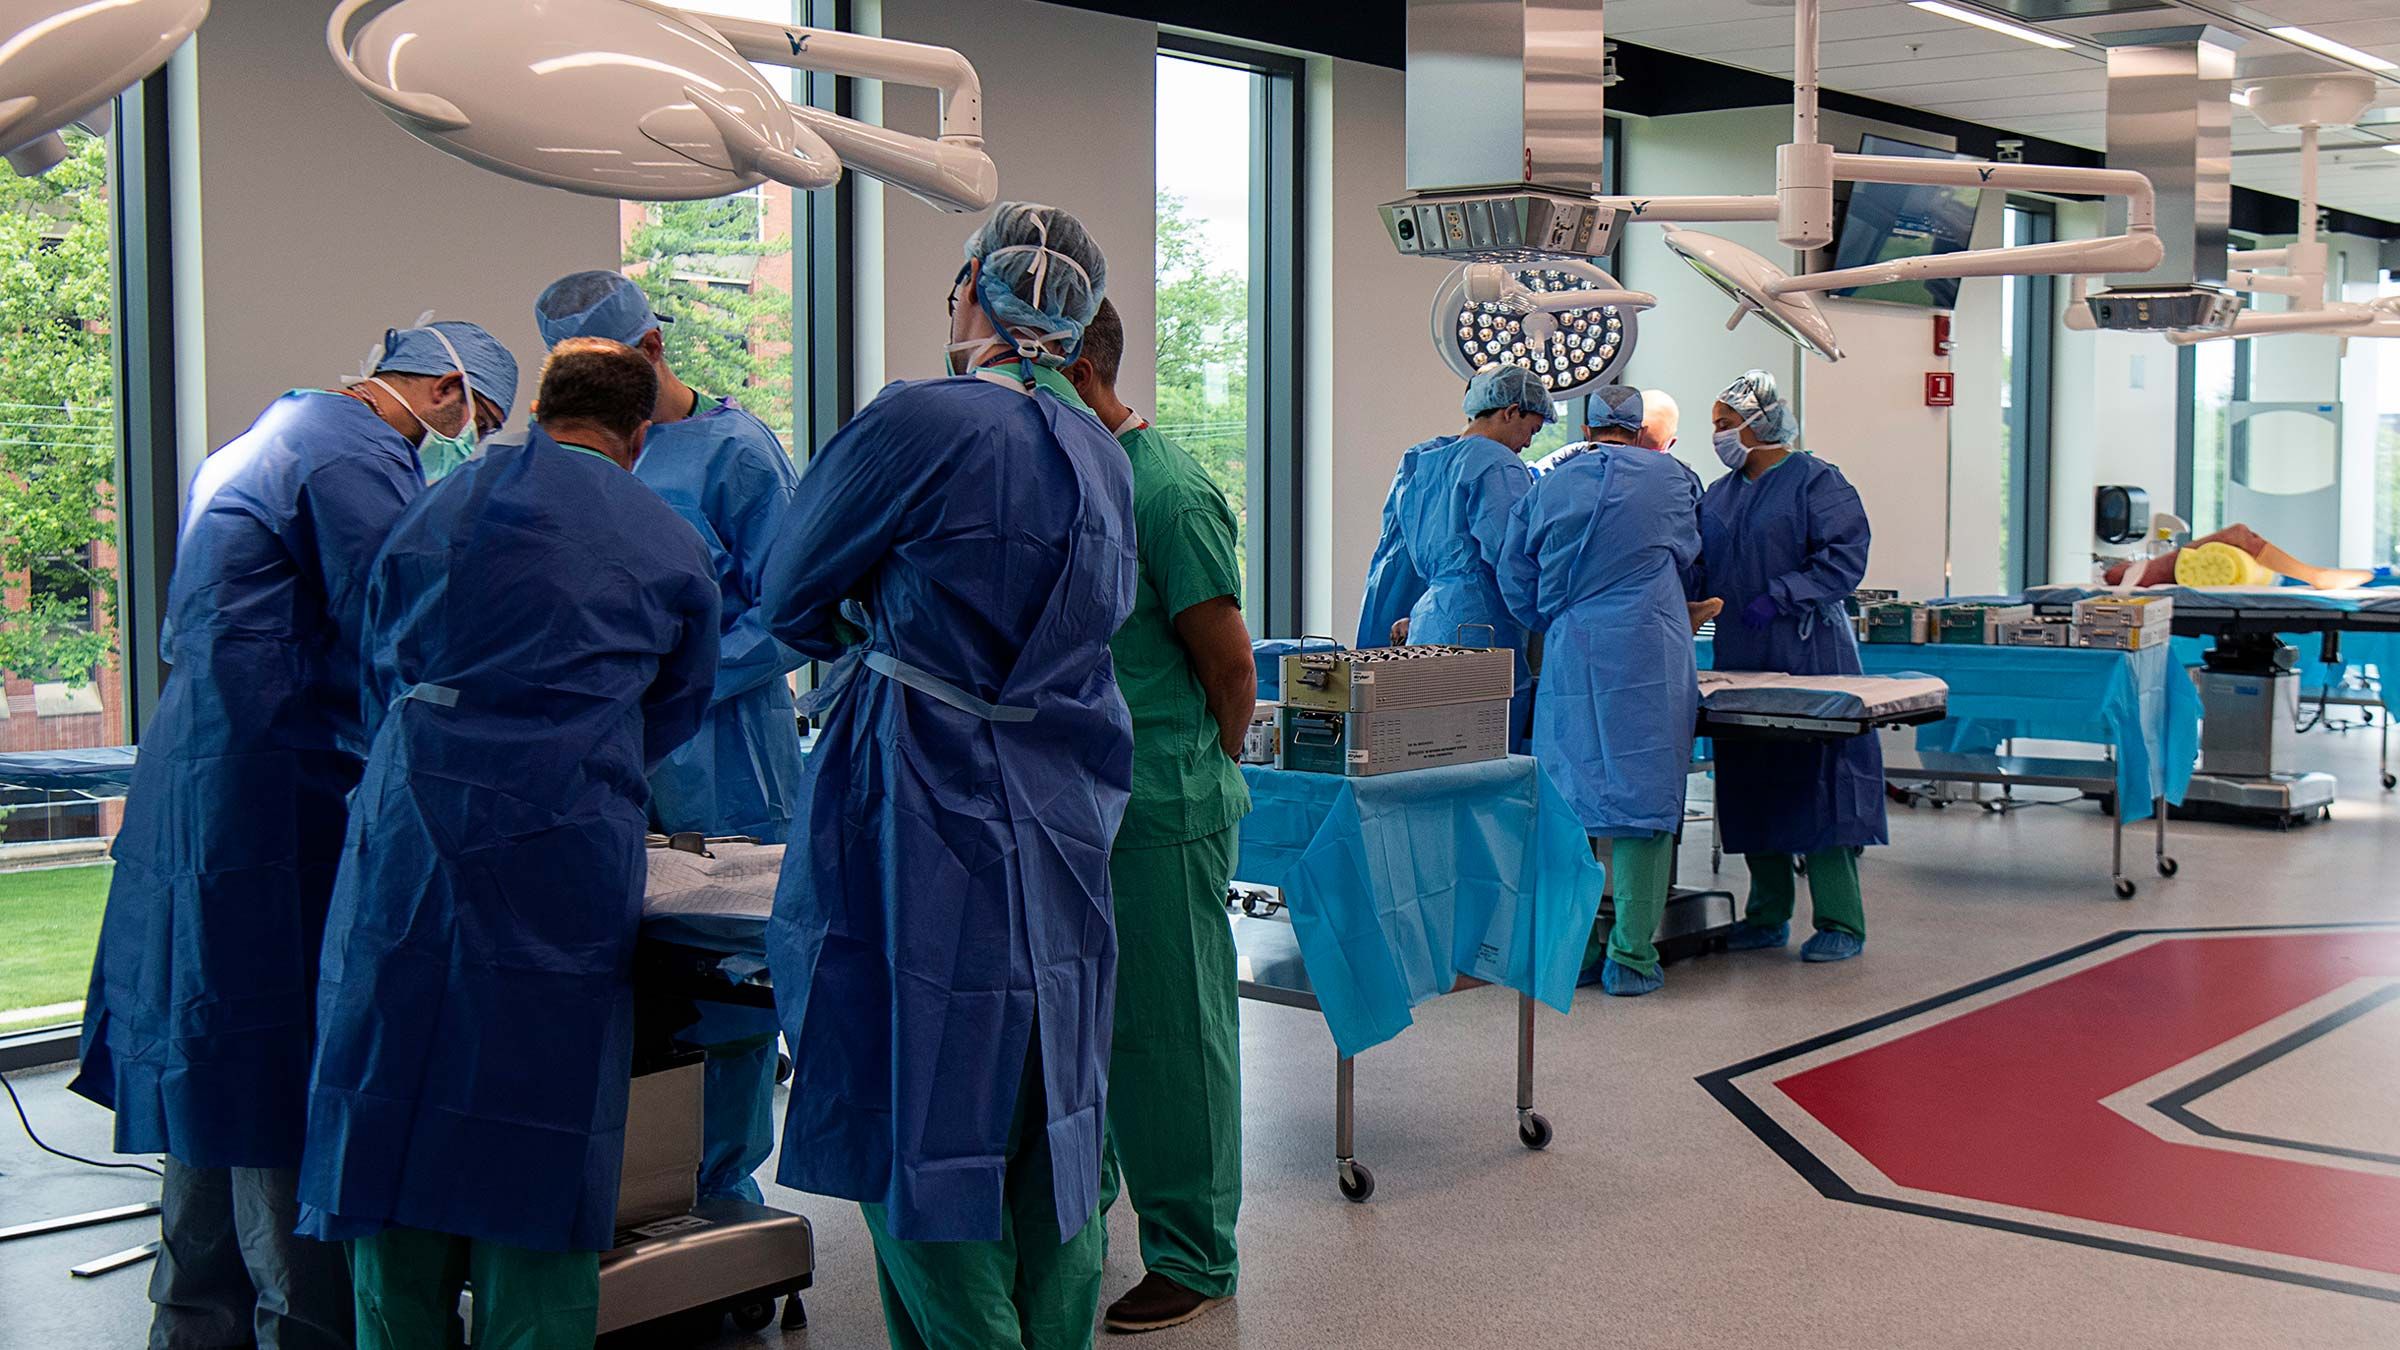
[1599,959,1664,997]
[1800,930,1865,963]
[1723,921,1790,952]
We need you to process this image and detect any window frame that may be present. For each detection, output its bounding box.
[796,0,857,451]
[1157,32,1307,638]
[2003,198,2055,590]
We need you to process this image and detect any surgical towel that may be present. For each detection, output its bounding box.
[642,841,785,973]
[1234,756,1606,1058]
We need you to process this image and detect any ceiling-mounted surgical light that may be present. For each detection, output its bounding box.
[1428,260,1651,395]
[0,0,209,176]
[1661,231,1843,361]
[2266,26,2397,74]
[1906,2,2073,52]
[325,0,997,211]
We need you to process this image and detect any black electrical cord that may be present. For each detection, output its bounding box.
[1,1069,161,1177]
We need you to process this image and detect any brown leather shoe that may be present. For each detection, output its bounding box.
[1102,1272,1230,1334]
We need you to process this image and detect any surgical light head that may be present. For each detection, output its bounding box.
[1431,260,1647,398]
[0,0,209,177]
[1665,230,1843,362]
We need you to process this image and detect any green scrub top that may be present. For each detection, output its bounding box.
[1107,416,1251,848]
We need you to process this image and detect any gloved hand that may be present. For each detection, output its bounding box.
[1742,595,1779,630]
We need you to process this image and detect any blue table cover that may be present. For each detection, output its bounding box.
[0,746,138,796]
[1856,643,2202,820]
[1235,756,1606,1058]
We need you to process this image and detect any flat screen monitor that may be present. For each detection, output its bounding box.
[1830,134,1981,310]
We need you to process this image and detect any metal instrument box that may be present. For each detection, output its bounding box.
[1934,603,2033,645]
[1280,644,1516,713]
[1998,618,2072,648]
[1278,703,1509,777]
[1863,602,1929,644]
[2073,595,2173,650]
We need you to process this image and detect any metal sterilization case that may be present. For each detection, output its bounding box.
[1281,644,1516,714]
[1279,703,1511,778]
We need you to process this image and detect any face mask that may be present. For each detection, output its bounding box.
[361,324,480,483]
[1712,426,1751,471]
[944,335,1009,377]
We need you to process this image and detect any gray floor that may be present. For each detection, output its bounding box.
[7,723,2399,1349]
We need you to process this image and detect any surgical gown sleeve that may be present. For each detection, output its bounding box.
[1468,460,1534,574]
[1354,476,1424,648]
[760,397,916,660]
[1765,465,1871,614]
[644,579,723,773]
[705,449,806,703]
[1496,493,1551,633]
[297,451,421,755]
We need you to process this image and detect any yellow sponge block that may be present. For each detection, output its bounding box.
[2174,540,2277,588]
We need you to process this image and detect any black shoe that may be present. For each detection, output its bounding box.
[1103,1273,1230,1334]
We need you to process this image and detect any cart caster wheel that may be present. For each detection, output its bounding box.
[2098,796,2116,817]
[2382,772,2395,791]
[729,1298,776,1333]
[775,1052,792,1085]
[2113,878,2137,900]
[1518,1112,1553,1151]
[1338,1160,1375,1203]
[782,1295,808,1330]
[1794,855,1809,876]
[1930,798,1947,810]
[2156,856,2178,878]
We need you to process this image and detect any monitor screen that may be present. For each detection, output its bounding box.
[1830,134,1982,310]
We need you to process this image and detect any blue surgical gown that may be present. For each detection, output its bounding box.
[71,392,421,1168]
[759,366,1136,1245]
[1692,453,1887,855]
[635,398,807,843]
[297,429,720,1253]
[1499,445,1701,838]
[1355,434,1536,749]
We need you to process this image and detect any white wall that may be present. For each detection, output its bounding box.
[1305,60,1467,640]
[867,0,1158,412]
[2048,200,2180,581]
[182,3,619,457]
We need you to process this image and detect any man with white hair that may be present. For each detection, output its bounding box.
[1639,388,1681,454]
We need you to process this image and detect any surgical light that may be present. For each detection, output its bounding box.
[2267,26,2397,74]
[1428,260,1650,395]
[1661,231,1842,361]
[0,0,208,176]
[1906,2,2073,53]
[325,0,998,211]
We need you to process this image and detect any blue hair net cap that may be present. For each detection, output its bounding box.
[1719,368,1799,445]
[534,270,672,349]
[963,202,1108,366]
[1463,365,1556,422]
[378,322,521,423]
[1582,384,1644,434]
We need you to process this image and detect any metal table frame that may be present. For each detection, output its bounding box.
[1226,898,1549,1203]
[1888,752,2174,898]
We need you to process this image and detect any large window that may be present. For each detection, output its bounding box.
[1155,38,1303,634]
[2370,274,2400,567]
[1999,201,2055,590]
[1,125,131,1035]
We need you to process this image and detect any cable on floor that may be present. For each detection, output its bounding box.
[0,1069,161,1177]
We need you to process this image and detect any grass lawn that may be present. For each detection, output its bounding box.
[0,862,110,1031]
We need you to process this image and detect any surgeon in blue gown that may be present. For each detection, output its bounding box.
[758,203,1136,1349]
[1355,365,1549,749]
[1690,369,1883,964]
[1500,386,1708,998]
[535,269,805,1207]
[297,339,720,1347]
[71,320,515,1350]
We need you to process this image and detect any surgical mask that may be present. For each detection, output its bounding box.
[356,323,479,483]
[944,334,1009,377]
[1712,426,1750,471]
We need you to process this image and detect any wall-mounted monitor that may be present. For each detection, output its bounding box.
[1829,134,1982,310]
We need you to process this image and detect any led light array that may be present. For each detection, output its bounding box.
[1455,269,1626,394]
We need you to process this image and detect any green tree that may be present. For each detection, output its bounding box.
[622,195,794,434]
[0,133,117,684]
[1152,191,1248,518]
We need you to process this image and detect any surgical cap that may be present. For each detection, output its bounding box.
[1582,385,1644,435]
[534,270,671,349]
[1463,365,1557,422]
[1719,368,1799,445]
[962,201,1108,365]
[376,321,521,422]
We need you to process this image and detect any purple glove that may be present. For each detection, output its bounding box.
[1742,595,1779,629]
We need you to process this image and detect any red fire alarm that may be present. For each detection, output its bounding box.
[1925,372,1956,407]
[1933,313,1954,357]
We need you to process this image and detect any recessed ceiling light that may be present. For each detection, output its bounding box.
[1908,2,2075,52]
[2268,26,2397,73]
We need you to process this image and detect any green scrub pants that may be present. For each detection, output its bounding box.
[1743,849,1866,939]
[1587,831,1676,978]
[863,1050,1104,1350]
[349,1227,598,1350]
[1096,825,1242,1299]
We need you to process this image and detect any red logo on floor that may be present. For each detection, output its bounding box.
[1703,925,2400,1303]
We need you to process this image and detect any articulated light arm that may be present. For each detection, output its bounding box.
[691,14,995,211]
[1588,195,1779,224]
